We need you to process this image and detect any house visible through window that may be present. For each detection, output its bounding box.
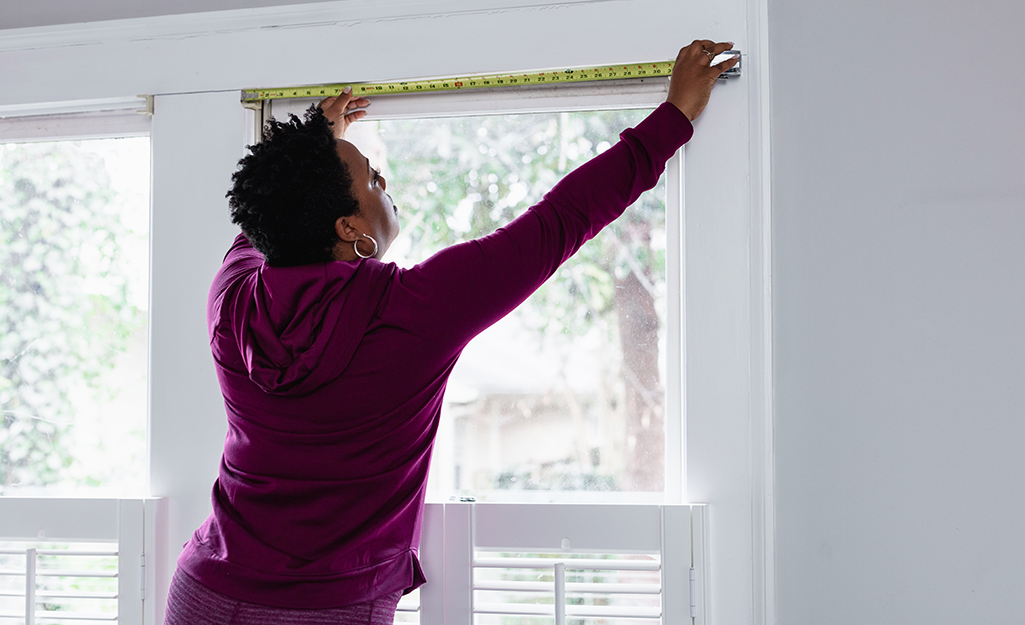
[0,136,150,495]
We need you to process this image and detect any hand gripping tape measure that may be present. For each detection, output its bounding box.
[241,51,740,103]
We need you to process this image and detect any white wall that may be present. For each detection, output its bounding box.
[148,91,248,586]
[770,0,1025,621]
[1,1,768,622]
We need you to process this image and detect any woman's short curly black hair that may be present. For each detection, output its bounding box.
[227,106,360,266]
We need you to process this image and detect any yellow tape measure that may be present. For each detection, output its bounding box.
[242,60,685,103]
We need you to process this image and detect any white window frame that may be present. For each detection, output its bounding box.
[268,78,687,504]
[0,104,166,624]
[0,102,162,611]
[272,85,704,623]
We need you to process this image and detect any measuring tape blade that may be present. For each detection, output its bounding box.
[241,54,739,103]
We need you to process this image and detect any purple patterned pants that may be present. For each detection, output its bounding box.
[164,568,401,625]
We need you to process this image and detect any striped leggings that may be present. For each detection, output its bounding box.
[164,568,401,625]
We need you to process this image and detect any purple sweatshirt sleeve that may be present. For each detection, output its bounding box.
[385,102,693,350]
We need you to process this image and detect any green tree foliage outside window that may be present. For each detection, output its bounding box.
[0,140,148,494]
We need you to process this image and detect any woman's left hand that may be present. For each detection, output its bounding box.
[319,87,370,139]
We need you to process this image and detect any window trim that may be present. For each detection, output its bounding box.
[0,108,151,143]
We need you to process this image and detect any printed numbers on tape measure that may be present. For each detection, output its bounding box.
[243,60,677,102]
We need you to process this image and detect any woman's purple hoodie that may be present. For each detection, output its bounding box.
[176,103,693,608]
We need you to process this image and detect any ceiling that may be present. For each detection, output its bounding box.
[1,0,340,30]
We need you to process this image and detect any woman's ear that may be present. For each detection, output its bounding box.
[331,216,362,261]
[334,215,360,243]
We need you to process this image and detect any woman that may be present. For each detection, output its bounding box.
[165,40,737,625]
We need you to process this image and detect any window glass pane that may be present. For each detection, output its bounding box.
[0,137,149,496]
[347,109,666,500]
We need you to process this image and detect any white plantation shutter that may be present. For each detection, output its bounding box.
[0,498,168,625]
[401,502,706,625]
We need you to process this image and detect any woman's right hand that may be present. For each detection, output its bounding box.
[666,40,739,121]
[319,87,370,140]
